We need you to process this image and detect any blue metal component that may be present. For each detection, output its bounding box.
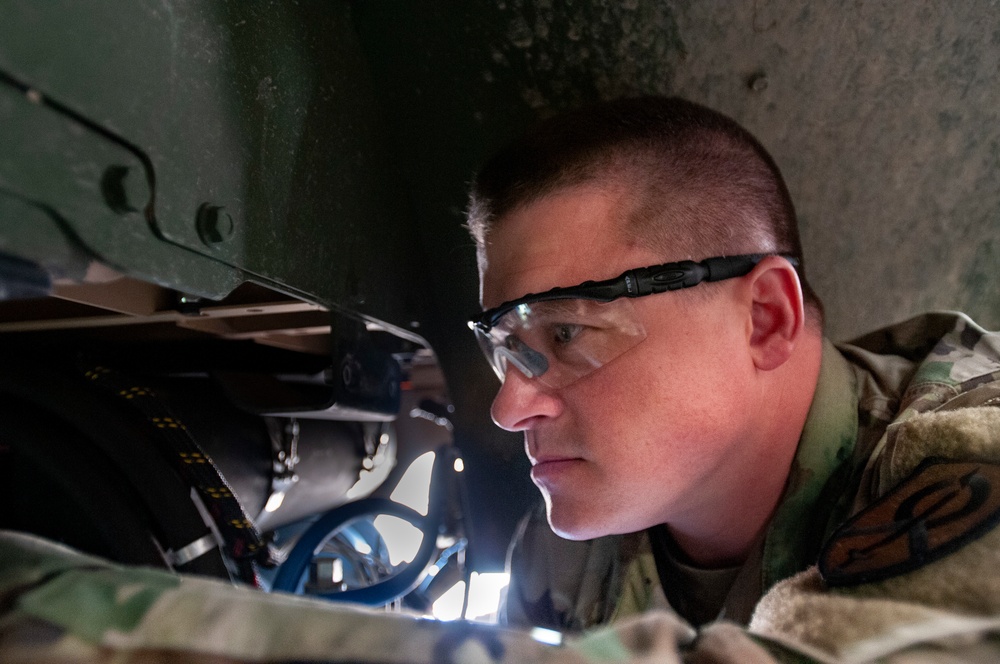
[273,447,458,606]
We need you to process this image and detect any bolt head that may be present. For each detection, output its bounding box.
[196,203,235,245]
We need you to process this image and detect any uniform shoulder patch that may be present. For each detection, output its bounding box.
[819,458,1000,587]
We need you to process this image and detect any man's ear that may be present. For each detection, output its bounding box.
[746,256,805,371]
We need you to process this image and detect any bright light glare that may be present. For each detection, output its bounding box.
[453,457,464,472]
[390,451,435,516]
[263,491,285,513]
[468,572,509,621]
[530,627,563,646]
[372,515,423,566]
[431,581,466,621]
[430,572,510,623]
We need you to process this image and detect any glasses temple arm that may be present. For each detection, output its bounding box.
[630,254,798,296]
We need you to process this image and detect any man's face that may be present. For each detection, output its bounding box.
[479,185,760,540]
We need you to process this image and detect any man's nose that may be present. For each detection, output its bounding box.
[490,365,563,431]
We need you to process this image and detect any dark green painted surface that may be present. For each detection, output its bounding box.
[0,1,428,325]
[2,1,998,569]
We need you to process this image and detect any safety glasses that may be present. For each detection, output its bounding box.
[468,254,795,389]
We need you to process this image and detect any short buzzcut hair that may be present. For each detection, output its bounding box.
[467,96,822,321]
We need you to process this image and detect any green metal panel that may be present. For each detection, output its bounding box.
[0,1,427,327]
[0,64,242,296]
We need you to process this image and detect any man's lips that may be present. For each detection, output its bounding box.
[529,456,583,484]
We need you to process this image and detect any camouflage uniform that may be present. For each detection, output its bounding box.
[3,313,1000,663]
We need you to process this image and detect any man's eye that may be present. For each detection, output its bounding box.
[552,323,583,344]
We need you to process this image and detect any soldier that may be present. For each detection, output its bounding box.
[466,96,1000,658]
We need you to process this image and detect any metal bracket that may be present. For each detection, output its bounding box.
[261,417,301,515]
[162,533,219,567]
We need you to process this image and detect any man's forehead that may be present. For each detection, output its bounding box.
[478,185,663,308]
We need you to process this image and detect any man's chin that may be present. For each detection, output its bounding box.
[543,498,608,541]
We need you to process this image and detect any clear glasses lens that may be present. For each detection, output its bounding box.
[475,298,647,388]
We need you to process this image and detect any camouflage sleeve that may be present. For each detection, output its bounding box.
[9,528,1000,663]
[0,529,807,664]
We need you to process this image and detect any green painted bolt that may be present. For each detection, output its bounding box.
[196,203,235,245]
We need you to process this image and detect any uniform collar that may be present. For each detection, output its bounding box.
[761,338,859,590]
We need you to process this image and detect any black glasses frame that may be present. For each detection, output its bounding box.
[469,253,798,333]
